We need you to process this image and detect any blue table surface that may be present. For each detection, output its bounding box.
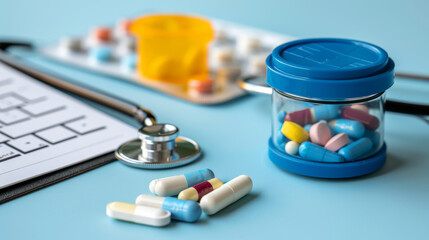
[1,1,429,239]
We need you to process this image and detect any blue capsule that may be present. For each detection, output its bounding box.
[299,142,344,163]
[364,130,381,148]
[89,45,112,62]
[312,105,340,121]
[338,137,373,162]
[275,125,288,146]
[328,119,365,139]
[278,111,287,123]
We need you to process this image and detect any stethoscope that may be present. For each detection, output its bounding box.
[1,41,428,170]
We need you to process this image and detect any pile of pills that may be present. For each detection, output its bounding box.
[59,19,137,72]
[276,104,381,163]
[106,169,253,227]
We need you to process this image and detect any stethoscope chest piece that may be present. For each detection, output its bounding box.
[115,124,201,169]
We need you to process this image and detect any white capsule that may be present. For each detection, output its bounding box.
[200,175,252,215]
[106,202,170,227]
[149,169,214,196]
[285,141,299,155]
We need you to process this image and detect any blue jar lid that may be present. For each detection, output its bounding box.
[266,38,395,99]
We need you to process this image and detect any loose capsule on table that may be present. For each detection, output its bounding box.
[149,168,214,196]
[178,178,223,201]
[200,175,253,215]
[135,194,202,222]
[106,202,171,227]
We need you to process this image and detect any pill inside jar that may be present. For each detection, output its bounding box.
[267,38,394,178]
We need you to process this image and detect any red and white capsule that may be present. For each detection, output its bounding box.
[178,178,223,201]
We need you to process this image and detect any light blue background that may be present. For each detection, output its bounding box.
[1,1,429,239]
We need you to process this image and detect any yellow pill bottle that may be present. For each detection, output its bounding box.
[130,14,214,84]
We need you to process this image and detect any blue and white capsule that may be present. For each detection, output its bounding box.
[328,119,365,139]
[136,194,201,222]
[149,169,214,197]
[299,142,344,163]
[338,137,373,162]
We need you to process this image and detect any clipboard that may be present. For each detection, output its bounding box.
[0,152,115,204]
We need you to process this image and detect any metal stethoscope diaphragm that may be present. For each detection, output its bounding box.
[115,123,201,169]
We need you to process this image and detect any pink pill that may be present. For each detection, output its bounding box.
[324,133,350,152]
[341,107,380,130]
[284,109,314,126]
[309,121,331,146]
[350,104,369,113]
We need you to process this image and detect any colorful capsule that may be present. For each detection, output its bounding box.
[328,119,365,139]
[135,194,201,222]
[149,169,214,197]
[299,142,344,163]
[281,121,309,143]
[309,121,332,146]
[284,105,340,126]
[341,107,380,130]
[284,108,313,126]
[324,133,350,152]
[338,137,373,162]
[200,175,252,215]
[106,202,171,227]
[178,178,223,201]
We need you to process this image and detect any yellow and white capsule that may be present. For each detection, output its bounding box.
[106,202,171,227]
[178,178,223,201]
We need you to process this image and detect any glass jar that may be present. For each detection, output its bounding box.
[266,38,394,178]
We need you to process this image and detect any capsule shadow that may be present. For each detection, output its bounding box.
[206,193,259,218]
